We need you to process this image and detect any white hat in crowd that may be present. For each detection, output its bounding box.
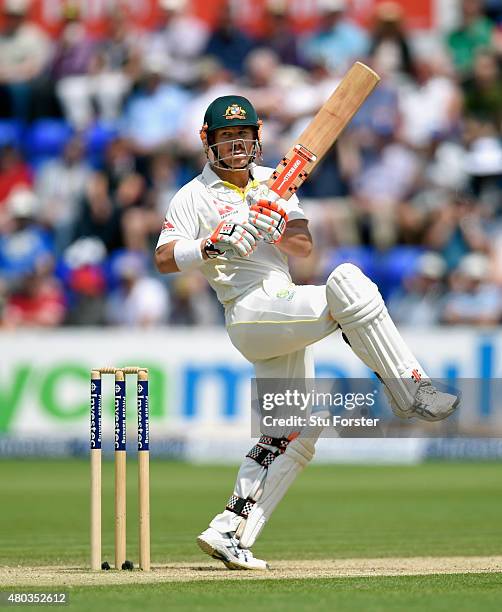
[318,0,347,13]
[159,0,187,12]
[7,188,38,218]
[457,253,490,281]
[417,252,447,280]
[464,137,502,177]
[143,54,169,76]
[64,237,107,269]
[3,0,30,16]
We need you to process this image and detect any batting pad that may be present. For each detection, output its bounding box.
[239,437,315,549]
[326,263,428,412]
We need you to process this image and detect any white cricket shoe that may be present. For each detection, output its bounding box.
[388,380,459,422]
[197,527,269,570]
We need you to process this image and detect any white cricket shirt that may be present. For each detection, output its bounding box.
[156,163,308,305]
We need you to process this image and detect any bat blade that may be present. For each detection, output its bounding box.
[268,62,380,200]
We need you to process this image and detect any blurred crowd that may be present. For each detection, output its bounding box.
[2,0,502,328]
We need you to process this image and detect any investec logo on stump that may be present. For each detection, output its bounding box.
[114,382,126,450]
[137,383,149,450]
[90,380,101,449]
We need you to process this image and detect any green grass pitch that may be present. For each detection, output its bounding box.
[0,460,501,611]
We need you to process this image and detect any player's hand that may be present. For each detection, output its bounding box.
[204,221,259,259]
[248,199,288,244]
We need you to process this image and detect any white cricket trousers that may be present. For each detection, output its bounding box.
[209,276,337,535]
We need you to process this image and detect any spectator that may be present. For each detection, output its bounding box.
[115,172,146,211]
[145,0,209,86]
[464,123,502,209]
[258,0,303,67]
[36,136,92,254]
[106,250,169,327]
[87,11,140,123]
[0,144,32,215]
[148,151,179,217]
[0,188,53,285]
[114,173,158,252]
[399,52,462,148]
[52,4,96,128]
[442,253,501,325]
[60,237,107,326]
[368,2,415,82]
[300,0,369,73]
[347,127,421,248]
[2,260,65,327]
[462,49,502,128]
[446,0,494,75]
[169,272,223,325]
[96,10,142,74]
[425,140,468,193]
[425,193,490,271]
[203,2,255,76]
[101,136,137,192]
[121,55,190,154]
[71,172,123,253]
[398,186,452,247]
[0,0,52,120]
[388,252,447,325]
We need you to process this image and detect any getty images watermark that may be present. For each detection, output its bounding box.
[260,387,380,429]
[248,378,502,439]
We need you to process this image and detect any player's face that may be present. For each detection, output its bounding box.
[213,126,257,169]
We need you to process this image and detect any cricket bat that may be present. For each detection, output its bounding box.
[267,62,380,200]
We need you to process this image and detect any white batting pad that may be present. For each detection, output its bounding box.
[239,437,316,549]
[326,263,428,412]
[209,456,265,535]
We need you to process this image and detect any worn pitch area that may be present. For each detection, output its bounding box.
[1,557,501,586]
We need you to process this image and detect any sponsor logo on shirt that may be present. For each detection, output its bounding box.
[162,220,176,232]
[216,203,236,219]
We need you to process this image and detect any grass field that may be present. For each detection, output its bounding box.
[0,460,501,610]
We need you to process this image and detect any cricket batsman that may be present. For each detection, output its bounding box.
[154,95,459,570]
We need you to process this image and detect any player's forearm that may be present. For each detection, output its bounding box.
[276,226,313,258]
[155,242,180,274]
[155,240,208,274]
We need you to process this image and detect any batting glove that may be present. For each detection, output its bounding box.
[248,199,288,244]
[204,221,260,259]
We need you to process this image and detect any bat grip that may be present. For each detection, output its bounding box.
[267,189,280,202]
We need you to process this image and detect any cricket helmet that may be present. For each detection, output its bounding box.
[200,95,263,169]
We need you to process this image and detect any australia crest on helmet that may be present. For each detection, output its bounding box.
[224,104,247,120]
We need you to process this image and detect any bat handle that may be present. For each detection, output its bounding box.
[267,189,280,202]
[248,186,280,206]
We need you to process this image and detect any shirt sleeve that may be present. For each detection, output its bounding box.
[156,189,200,249]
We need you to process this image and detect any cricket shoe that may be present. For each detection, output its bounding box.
[387,380,459,422]
[197,527,269,570]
